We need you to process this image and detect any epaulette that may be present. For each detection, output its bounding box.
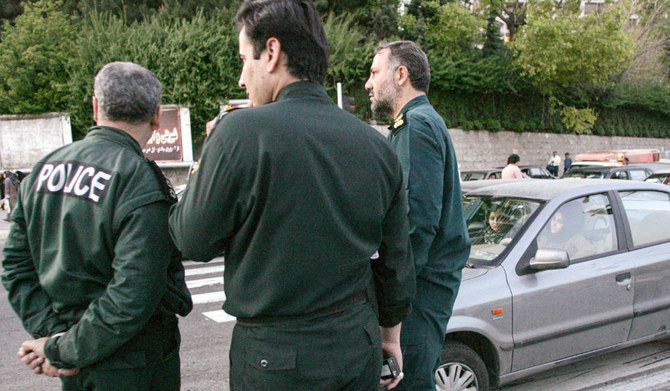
[391,113,406,130]
[216,105,241,121]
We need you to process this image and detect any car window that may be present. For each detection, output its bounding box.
[619,191,670,247]
[465,195,542,266]
[610,170,629,180]
[628,170,648,181]
[536,194,616,261]
[644,174,670,185]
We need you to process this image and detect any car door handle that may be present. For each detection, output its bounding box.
[615,272,631,283]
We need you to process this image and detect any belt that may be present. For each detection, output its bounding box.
[236,290,368,327]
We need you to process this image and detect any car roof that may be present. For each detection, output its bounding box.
[569,165,647,172]
[461,168,501,173]
[462,178,668,201]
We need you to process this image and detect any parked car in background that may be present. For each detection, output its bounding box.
[644,170,670,185]
[436,179,670,391]
[461,168,503,181]
[562,165,652,180]
[461,165,552,181]
[519,165,555,179]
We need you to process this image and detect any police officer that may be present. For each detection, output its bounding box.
[365,41,471,390]
[169,1,415,390]
[2,62,192,391]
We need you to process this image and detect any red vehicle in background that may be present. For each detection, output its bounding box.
[574,149,661,165]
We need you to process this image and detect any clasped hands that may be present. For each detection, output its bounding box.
[18,334,79,378]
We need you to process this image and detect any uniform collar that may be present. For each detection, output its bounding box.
[85,126,144,156]
[275,81,330,102]
[389,95,429,133]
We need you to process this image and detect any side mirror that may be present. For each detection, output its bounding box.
[530,248,570,271]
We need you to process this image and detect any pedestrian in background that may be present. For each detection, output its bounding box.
[502,154,525,179]
[2,61,192,391]
[564,152,573,176]
[365,40,471,391]
[169,1,414,390]
[2,170,19,221]
[547,150,561,176]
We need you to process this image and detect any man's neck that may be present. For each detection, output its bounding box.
[272,75,307,102]
[393,90,426,119]
[96,120,153,147]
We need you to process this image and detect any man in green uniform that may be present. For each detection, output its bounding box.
[365,40,471,390]
[2,62,192,390]
[169,1,414,390]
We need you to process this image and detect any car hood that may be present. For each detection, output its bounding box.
[462,267,489,281]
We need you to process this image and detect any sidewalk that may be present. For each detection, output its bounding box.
[0,212,11,241]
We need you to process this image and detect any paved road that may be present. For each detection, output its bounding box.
[1,213,670,390]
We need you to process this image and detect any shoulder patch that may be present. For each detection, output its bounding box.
[392,113,406,130]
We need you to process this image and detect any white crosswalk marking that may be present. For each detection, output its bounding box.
[191,290,226,304]
[183,260,235,323]
[203,310,237,323]
[186,277,222,289]
[185,265,224,277]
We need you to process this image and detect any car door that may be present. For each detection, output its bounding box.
[507,192,634,372]
[617,189,670,340]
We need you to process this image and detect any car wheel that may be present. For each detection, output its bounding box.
[435,341,489,391]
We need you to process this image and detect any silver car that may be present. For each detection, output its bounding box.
[436,179,670,391]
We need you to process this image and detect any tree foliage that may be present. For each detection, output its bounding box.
[66,5,241,142]
[0,0,76,114]
[512,2,635,89]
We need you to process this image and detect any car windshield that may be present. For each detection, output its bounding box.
[563,170,606,179]
[645,174,670,185]
[464,195,543,267]
[462,171,487,181]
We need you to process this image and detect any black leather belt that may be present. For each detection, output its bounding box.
[236,290,368,327]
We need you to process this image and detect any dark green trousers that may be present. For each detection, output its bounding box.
[229,301,382,391]
[60,316,181,391]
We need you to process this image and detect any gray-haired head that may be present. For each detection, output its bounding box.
[94,62,161,124]
[375,40,430,94]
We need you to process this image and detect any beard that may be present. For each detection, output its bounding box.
[370,82,400,120]
[371,98,395,119]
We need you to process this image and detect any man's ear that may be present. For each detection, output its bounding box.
[396,66,410,87]
[92,96,99,124]
[265,37,282,73]
[150,106,161,130]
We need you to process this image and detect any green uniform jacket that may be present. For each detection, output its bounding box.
[170,81,414,327]
[1,126,192,369]
[388,96,471,286]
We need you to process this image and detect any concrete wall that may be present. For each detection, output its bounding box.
[449,128,670,172]
[0,113,72,170]
[371,123,670,174]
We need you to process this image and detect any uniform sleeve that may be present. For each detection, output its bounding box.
[373,161,415,327]
[169,127,247,262]
[407,121,444,275]
[1,195,69,338]
[43,201,173,368]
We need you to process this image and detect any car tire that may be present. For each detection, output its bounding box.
[434,340,489,391]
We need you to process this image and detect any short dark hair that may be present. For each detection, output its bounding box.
[94,62,161,124]
[507,154,520,164]
[235,0,329,84]
[375,40,430,94]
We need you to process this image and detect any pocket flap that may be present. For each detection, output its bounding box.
[244,341,296,371]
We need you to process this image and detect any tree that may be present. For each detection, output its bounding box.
[315,0,400,40]
[620,0,670,84]
[0,0,22,27]
[401,0,484,53]
[512,2,635,89]
[482,9,504,56]
[0,0,76,114]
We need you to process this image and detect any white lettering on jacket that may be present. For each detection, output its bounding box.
[36,162,113,204]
